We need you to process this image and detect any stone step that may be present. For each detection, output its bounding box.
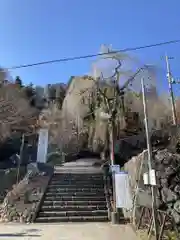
[46,188,105,193]
[38,210,108,218]
[44,195,106,201]
[48,184,104,188]
[51,181,104,184]
[43,200,107,206]
[51,178,104,182]
[51,179,103,182]
[45,192,105,197]
[51,175,103,180]
[50,180,104,186]
[41,205,107,211]
[35,171,108,223]
[48,183,104,189]
[35,215,109,223]
[53,173,103,177]
[52,176,103,180]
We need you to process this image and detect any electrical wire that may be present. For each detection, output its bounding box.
[7,39,180,70]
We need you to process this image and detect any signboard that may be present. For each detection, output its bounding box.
[115,172,133,209]
[149,169,157,186]
[143,170,157,186]
[143,172,149,185]
[37,128,49,163]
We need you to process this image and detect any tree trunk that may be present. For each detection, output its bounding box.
[109,122,115,165]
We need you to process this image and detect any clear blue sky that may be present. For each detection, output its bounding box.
[0,1,180,93]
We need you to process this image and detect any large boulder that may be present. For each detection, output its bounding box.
[62,76,96,127]
[124,149,180,226]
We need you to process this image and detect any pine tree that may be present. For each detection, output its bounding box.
[15,76,22,87]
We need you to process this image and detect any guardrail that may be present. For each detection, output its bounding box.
[102,167,113,220]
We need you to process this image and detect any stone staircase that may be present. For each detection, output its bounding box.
[35,172,109,222]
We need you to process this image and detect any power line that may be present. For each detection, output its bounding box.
[7,39,180,70]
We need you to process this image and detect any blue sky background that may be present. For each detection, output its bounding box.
[0,0,180,94]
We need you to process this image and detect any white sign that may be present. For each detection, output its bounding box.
[115,172,133,209]
[143,172,149,185]
[149,169,157,186]
[37,128,49,163]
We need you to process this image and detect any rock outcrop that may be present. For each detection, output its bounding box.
[62,76,96,126]
[124,149,180,226]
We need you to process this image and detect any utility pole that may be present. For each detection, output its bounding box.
[165,55,177,125]
[141,78,159,240]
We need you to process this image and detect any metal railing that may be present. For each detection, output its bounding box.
[103,169,113,220]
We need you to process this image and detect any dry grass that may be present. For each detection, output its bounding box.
[14,175,49,217]
[0,167,26,203]
[0,83,38,141]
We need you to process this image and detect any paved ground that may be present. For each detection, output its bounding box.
[0,223,138,240]
[62,158,100,167]
[55,158,102,173]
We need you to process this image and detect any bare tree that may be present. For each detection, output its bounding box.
[0,74,38,141]
[39,104,83,155]
[86,45,137,155]
[86,45,163,155]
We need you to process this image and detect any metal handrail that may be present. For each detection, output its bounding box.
[102,164,113,220]
[103,175,111,220]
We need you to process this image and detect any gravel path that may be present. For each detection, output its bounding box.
[0,223,138,240]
